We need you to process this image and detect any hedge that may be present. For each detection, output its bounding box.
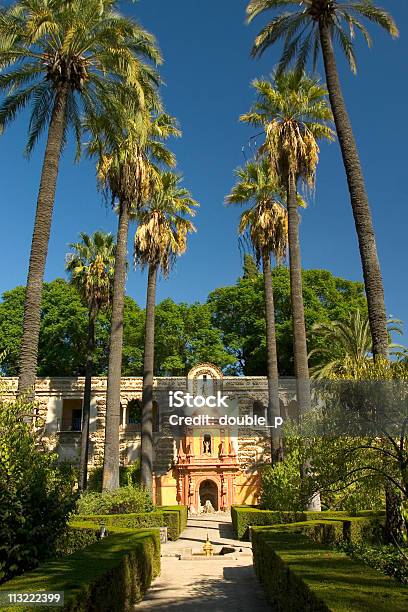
[0,523,160,612]
[159,505,188,532]
[78,510,181,541]
[231,506,307,540]
[231,506,384,542]
[256,520,372,547]
[252,526,408,612]
[53,526,99,558]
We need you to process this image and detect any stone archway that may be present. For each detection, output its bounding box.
[199,479,218,510]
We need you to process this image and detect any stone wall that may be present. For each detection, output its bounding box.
[1,375,295,475]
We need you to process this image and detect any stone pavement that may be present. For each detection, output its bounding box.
[136,513,272,611]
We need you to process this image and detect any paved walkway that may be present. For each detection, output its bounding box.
[136,513,272,611]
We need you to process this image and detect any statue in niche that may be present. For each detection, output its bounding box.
[203,434,211,455]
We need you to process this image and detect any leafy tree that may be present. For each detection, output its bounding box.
[0,283,233,378]
[246,0,399,358]
[290,358,408,541]
[0,392,76,583]
[242,253,259,280]
[0,0,161,394]
[66,231,116,491]
[0,280,89,377]
[209,266,367,375]
[134,171,198,491]
[241,70,334,414]
[122,297,145,376]
[154,300,234,374]
[226,158,288,460]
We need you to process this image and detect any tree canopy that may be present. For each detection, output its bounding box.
[0,267,367,377]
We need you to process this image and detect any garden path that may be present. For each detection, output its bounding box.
[136,513,272,611]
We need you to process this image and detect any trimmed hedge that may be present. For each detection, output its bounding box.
[53,526,98,558]
[231,506,307,540]
[256,520,371,547]
[252,526,408,612]
[160,505,188,532]
[0,523,160,611]
[231,506,384,542]
[78,510,181,541]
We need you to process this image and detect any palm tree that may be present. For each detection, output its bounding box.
[90,107,180,491]
[134,171,198,491]
[226,159,287,462]
[309,310,404,379]
[0,0,161,395]
[246,0,398,359]
[241,71,334,413]
[66,231,115,491]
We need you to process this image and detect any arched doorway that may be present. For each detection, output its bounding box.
[199,479,218,510]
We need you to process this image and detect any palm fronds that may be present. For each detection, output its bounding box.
[134,172,198,276]
[246,0,398,74]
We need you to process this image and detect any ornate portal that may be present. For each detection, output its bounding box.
[174,364,240,512]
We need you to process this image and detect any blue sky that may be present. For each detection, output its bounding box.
[1,1,407,338]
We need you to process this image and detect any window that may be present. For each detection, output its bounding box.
[127,399,159,430]
[60,399,82,432]
[127,399,142,425]
[253,401,266,420]
[153,401,159,432]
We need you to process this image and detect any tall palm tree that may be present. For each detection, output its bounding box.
[309,310,404,379]
[0,0,161,395]
[226,159,287,462]
[134,171,198,491]
[246,0,398,359]
[241,71,334,413]
[66,231,115,491]
[90,107,180,491]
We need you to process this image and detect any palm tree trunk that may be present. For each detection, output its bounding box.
[141,263,157,492]
[287,173,320,511]
[319,22,388,359]
[78,309,96,492]
[18,85,69,395]
[287,172,310,414]
[262,252,280,464]
[102,202,129,491]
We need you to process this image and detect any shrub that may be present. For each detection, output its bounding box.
[252,526,408,611]
[87,462,141,492]
[76,486,154,516]
[329,477,385,515]
[259,443,308,511]
[0,525,160,611]
[0,396,76,583]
